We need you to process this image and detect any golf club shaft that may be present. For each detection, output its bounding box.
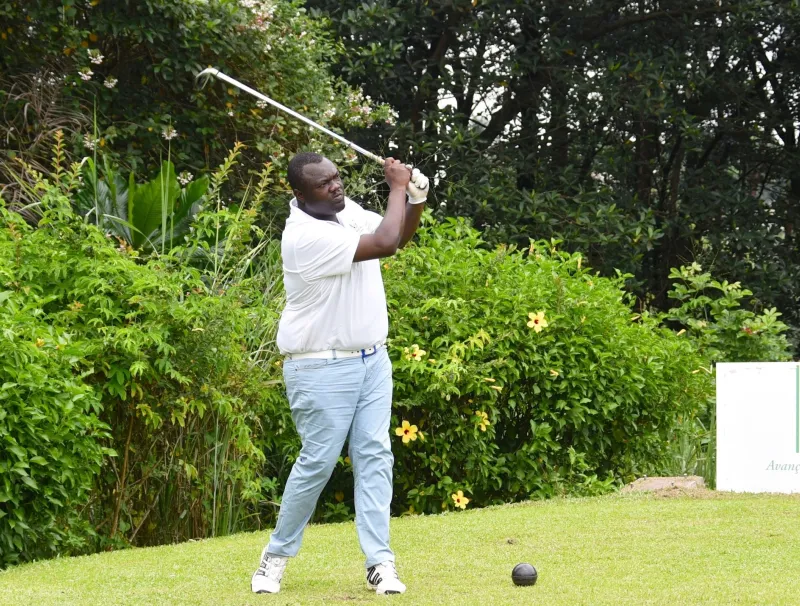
[198,68,385,166]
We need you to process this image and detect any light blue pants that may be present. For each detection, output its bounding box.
[266,347,395,568]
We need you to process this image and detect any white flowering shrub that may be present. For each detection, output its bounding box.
[1,0,393,189]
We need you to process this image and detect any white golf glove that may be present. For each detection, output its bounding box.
[405,165,430,205]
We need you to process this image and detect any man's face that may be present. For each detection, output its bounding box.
[295,158,345,216]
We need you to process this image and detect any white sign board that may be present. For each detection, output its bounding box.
[717,362,800,493]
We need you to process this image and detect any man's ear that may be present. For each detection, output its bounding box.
[293,188,305,203]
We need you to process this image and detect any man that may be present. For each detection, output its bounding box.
[251,152,429,596]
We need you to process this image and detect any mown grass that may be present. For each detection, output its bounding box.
[2,491,799,605]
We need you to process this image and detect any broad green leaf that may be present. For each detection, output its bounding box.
[130,161,180,249]
[20,476,38,490]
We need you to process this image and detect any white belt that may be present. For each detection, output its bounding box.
[285,342,385,361]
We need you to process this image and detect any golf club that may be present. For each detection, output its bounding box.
[197,67,385,166]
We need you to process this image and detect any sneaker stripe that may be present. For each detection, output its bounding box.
[367,568,383,586]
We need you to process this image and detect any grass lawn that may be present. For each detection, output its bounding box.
[2,490,799,605]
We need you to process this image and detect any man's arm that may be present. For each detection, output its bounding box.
[353,158,410,262]
[398,202,425,249]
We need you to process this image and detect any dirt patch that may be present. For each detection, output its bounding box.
[647,486,722,499]
[620,475,726,498]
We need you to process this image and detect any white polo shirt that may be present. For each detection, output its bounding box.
[276,197,388,354]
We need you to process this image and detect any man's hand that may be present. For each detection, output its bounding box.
[405,166,430,204]
[384,158,411,191]
[354,158,409,262]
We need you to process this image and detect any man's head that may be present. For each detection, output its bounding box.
[288,152,345,218]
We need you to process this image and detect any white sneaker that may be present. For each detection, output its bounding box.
[366,561,406,595]
[251,547,288,594]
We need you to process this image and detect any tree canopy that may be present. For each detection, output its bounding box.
[307,0,800,349]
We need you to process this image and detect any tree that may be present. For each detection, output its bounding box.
[308,0,800,351]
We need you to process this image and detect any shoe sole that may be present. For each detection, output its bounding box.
[369,585,405,595]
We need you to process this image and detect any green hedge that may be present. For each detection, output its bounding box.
[0,213,109,568]
[0,185,292,565]
[378,217,712,513]
[0,197,727,562]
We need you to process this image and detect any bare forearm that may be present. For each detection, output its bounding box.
[373,186,407,250]
[399,202,425,248]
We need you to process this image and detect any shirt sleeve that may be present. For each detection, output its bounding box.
[294,226,360,280]
[363,209,384,234]
[343,197,384,234]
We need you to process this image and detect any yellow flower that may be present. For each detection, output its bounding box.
[334,491,344,503]
[403,344,427,362]
[69,301,84,312]
[344,456,351,465]
[451,490,470,509]
[475,410,490,432]
[89,33,98,42]
[549,369,559,377]
[35,338,45,348]
[395,420,418,444]
[527,311,548,332]
[490,385,502,392]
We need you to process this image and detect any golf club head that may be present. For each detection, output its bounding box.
[195,67,220,89]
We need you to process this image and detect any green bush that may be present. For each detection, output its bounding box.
[2,145,740,559]
[0,154,293,563]
[374,216,711,514]
[0,212,109,568]
[665,263,793,364]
